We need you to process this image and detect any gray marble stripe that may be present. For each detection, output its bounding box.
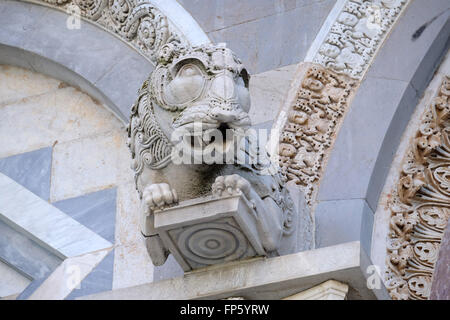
[0,147,52,201]
[53,188,117,243]
[15,271,52,300]
[0,173,112,258]
[52,188,117,298]
[0,220,62,280]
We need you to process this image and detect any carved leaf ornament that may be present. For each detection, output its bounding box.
[386,76,450,300]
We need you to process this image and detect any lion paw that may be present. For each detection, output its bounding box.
[143,183,178,211]
[212,174,251,197]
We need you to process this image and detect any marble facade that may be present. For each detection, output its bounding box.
[0,0,449,301]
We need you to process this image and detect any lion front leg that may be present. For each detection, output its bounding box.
[143,183,178,211]
[141,183,179,266]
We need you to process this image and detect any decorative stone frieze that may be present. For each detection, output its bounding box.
[385,76,450,300]
[276,1,410,204]
[278,63,356,203]
[128,43,306,270]
[24,0,187,63]
[310,0,409,79]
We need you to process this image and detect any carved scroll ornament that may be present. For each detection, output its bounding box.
[385,76,450,300]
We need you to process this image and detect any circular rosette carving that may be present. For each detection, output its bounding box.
[418,206,449,229]
[431,165,450,197]
[408,276,432,299]
[414,241,440,265]
[73,0,106,20]
[136,12,169,58]
[106,2,169,57]
[178,223,249,265]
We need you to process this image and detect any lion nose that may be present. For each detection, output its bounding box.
[211,108,240,123]
[210,73,235,100]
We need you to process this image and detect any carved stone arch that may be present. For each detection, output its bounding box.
[0,0,210,122]
[301,0,450,266]
[271,0,449,262]
[382,69,449,300]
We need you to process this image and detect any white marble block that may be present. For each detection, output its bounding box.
[153,194,268,271]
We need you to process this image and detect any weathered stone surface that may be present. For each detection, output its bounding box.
[0,64,60,106]
[249,64,297,125]
[50,131,125,202]
[112,243,154,290]
[113,182,155,289]
[115,183,142,247]
[0,75,122,159]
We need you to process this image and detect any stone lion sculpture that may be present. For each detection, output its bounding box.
[128,42,298,268]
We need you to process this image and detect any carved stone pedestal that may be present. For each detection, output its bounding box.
[153,194,272,271]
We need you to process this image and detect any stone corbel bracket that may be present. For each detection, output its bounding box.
[151,194,267,272]
[143,185,306,272]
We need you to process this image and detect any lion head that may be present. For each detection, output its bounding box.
[128,43,256,193]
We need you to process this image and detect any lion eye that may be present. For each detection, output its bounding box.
[180,66,198,77]
[163,64,205,106]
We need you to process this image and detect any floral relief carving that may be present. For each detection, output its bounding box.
[27,0,186,62]
[313,0,408,78]
[385,76,450,300]
[278,64,356,203]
